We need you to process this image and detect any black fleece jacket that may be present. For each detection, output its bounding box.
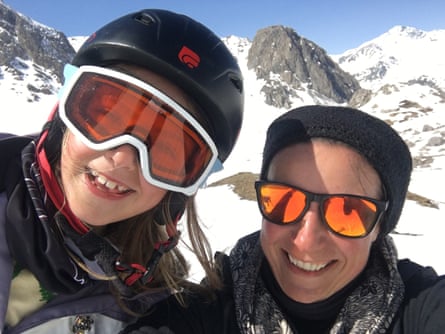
[122,255,445,334]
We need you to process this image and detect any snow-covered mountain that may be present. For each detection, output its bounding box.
[330,26,445,176]
[332,25,445,90]
[0,1,75,134]
[222,27,445,172]
[1,4,444,275]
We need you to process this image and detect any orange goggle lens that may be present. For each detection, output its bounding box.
[255,181,388,238]
[59,67,217,195]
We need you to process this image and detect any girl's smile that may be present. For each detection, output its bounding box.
[87,169,133,196]
[60,131,167,227]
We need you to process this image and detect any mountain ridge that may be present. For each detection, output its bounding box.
[1,3,444,185]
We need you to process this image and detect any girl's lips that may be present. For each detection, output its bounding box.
[88,170,133,195]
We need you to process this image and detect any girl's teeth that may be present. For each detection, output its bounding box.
[90,171,129,192]
[96,175,109,186]
[288,254,328,272]
[104,179,117,190]
[117,185,128,192]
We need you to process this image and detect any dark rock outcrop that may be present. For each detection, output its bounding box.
[247,25,361,108]
[0,2,75,82]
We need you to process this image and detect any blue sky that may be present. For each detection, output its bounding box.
[4,0,445,54]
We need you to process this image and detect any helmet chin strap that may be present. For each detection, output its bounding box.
[115,233,180,286]
[115,204,183,286]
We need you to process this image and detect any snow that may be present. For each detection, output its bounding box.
[1,58,58,135]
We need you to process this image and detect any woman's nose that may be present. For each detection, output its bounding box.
[292,202,328,250]
[104,144,139,171]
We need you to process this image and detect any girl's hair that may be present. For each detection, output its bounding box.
[103,191,222,306]
[43,116,221,308]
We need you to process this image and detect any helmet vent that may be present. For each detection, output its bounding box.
[229,74,243,94]
[134,12,156,26]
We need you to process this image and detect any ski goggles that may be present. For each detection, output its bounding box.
[58,65,219,195]
[255,181,388,238]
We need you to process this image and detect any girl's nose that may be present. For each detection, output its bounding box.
[104,144,139,171]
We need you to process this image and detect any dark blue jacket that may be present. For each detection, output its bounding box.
[0,134,168,333]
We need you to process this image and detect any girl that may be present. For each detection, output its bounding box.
[0,8,243,333]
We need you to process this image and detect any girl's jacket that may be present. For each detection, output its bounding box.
[122,233,445,334]
[0,134,169,333]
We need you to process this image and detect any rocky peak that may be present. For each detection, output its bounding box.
[0,2,75,82]
[247,25,361,108]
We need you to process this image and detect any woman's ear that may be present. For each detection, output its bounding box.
[373,220,384,244]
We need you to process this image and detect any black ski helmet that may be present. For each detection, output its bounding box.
[71,9,244,162]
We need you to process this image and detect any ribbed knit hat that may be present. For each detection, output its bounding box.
[260,105,413,236]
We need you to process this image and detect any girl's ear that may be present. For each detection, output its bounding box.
[154,192,188,225]
[168,192,188,223]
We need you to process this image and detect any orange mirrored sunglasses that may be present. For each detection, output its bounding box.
[255,181,388,238]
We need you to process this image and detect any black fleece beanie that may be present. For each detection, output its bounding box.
[260,105,413,236]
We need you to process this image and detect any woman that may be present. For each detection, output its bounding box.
[0,8,243,333]
[123,105,445,333]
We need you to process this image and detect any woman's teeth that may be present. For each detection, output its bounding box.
[90,170,130,192]
[288,254,328,272]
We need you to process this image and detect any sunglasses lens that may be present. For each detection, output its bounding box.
[64,72,214,188]
[257,182,383,238]
[257,183,307,224]
[323,196,378,237]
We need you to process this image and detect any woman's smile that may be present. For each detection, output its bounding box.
[287,253,332,272]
